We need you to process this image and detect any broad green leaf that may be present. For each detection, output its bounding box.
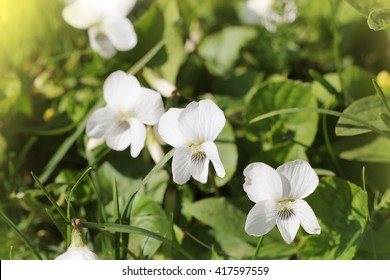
[342,66,374,103]
[368,8,390,30]
[198,26,257,76]
[129,196,170,258]
[183,197,248,239]
[344,0,390,16]
[246,80,318,147]
[357,219,390,259]
[335,133,390,162]
[299,177,368,259]
[336,95,390,136]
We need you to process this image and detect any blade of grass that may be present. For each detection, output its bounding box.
[120,191,138,260]
[113,179,121,260]
[9,246,14,260]
[45,208,66,240]
[127,39,165,75]
[373,79,390,115]
[309,69,339,96]
[141,148,175,193]
[82,221,193,259]
[66,167,93,246]
[31,172,69,223]
[249,107,390,138]
[87,176,107,223]
[0,210,43,260]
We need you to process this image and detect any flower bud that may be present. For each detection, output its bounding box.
[55,220,98,260]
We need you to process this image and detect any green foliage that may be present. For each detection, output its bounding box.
[1,0,389,261]
[299,177,368,259]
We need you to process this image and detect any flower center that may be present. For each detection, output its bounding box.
[190,145,206,164]
[276,200,295,220]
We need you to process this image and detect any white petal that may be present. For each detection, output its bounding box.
[178,99,226,143]
[62,0,100,29]
[88,27,117,58]
[55,247,98,260]
[128,118,146,158]
[158,108,189,148]
[152,78,176,98]
[101,17,137,51]
[243,162,283,203]
[116,0,137,17]
[202,141,225,178]
[276,159,319,199]
[190,157,210,184]
[105,122,132,151]
[103,71,141,109]
[293,199,321,235]
[131,88,164,125]
[172,146,192,184]
[245,200,277,236]
[276,213,300,244]
[86,107,118,138]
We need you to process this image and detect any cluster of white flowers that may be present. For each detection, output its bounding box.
[59,0,320,257]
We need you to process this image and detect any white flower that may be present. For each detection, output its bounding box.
[62,0,138,58]
[55,228,98,260]
[243,160,321,244]
[241,0,297,32]
[86,70,164,158]
[158,99,226,184]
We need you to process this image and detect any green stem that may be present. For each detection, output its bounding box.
[252,235,265,260]
[250,107,390,138]
[329,0,343,93]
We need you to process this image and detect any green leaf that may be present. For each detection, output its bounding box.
[129,196,170,258]
[184,197,248,239]
[344,0,390,16]
[368,8,390,30]
[215,120,238,186]
[198,26,257,76]
[246,80,318,147]
[334,133,390,162]
[357,218,390,259]
[342,66,374,103]
[299,177,368,259]
[336,94,390,136]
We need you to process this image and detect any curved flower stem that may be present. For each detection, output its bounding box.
[250,107,390,138]
[252,235,265,260]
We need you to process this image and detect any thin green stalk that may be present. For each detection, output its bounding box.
[45,208,66,240]
[0,210,43,260]
[9,246,14,260]
[329,0,344,92]
[113,180,121,260]
[66,167,93,246]
[373,79,390,114]
[322,115,345,177]
[81,221,193,259]
[31,172,69,223]
[309,69,339,96]
[250,107,390,138]
[252,235,265,260]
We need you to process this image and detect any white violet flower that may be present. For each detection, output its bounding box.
[55,227,98,260]
[86,70,164,158]
[241,0,297,32]
[243,160,321,244]
[62,0,138,58]
[158,99,226,184]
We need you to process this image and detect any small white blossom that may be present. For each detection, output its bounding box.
[158,99,226,184]
[55,227,98,260]
[86,71,164,158]
[241,0,297,32]
[62,0,138,58]
[243,160,321,244]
